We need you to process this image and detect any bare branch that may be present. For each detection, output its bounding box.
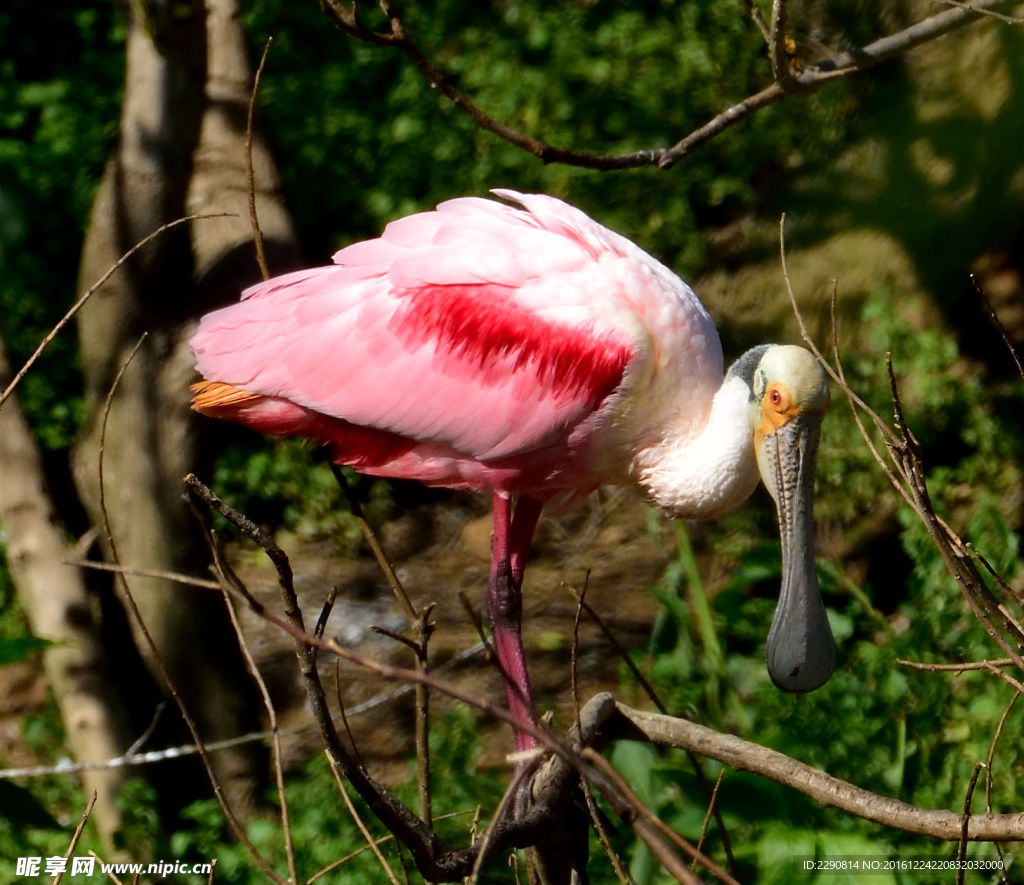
[769,0,792,85]
[328,463,434,825]
[985,690,1020,812]
[957,763,986,885]
[0,643,485,782]
[936,0,1024,24]
[970,274,1024,382]
[220,580,297,885]
[898,657,1015,672]
[583,750,728,885]
[320,0,1019,171]
[66,559,222,590]
[0,214,234,412]
[567,581,738,875]
[693,770,726,873]
[99,344,286,885]
[748,2,771,42]
[125,703,165,756]
[247,37,274,281]
[327,752,403,885]
[53,793,97,885]
[985,691,1019,884]
[334,659,367,770]
[614,703,1024,840]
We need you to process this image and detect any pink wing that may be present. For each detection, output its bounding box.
[191,191,710,486]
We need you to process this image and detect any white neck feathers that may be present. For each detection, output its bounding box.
[635,375,759,519]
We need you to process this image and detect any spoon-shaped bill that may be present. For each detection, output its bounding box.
[756,413,835,692]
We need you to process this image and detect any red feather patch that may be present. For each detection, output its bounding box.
[389,285,632,404]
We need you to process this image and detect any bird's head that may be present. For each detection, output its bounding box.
[735,344,834,692]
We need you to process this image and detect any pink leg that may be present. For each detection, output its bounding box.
[488,493,544,753]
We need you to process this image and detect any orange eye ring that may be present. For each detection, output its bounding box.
[765,385,791,415]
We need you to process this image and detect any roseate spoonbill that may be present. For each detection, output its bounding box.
[190,190,835,750]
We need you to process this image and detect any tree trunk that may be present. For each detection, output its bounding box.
[71,0,299,818]
[0,330,134,849]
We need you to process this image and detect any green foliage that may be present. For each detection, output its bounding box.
[0,635,51,665]
[2,2,1023,883]
[619,286,1024,883]
[0,705,512,885]
[0,0,121,448]
[210,437,394,549]
[243,0,861,273]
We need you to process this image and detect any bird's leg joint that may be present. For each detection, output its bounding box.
[488,558,522,628]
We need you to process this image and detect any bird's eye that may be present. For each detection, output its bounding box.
[770,389,782,406]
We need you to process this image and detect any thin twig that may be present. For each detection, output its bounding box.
[304,810,474,885]
[326,751,402,885]
[328,465,416,621]
[66,558,221,590]
[0,642,486,781]
[898,657,1015,672]
[825,280,931,535]
[334,659,367,770]
[570,573,588,727]
[87,851,123,885]
[567,585,666,714]
[125,703,165,756]
[372,624,422,655]
[329,749,405,885]
[981,662,1024,695]
[186,474,458,881]
[328,463,433,826]
[247,37,273,280]
[0,214,234,411]
[985,690,1020,812]
[321,0,1016,171]
[748,1,771,41]
[969,541,1024,609]
[52,792,97,885]
[583,751,723,885]
[392,839,411,885]
[886,354,1024,663]
[314,586,339,640]
[307,837,394,884]
[937,0,1024,23]
[571,578,633,885]
[970,274,1024,381]
[567,582,738,876]
[219,581,297,885]
[466,766,531,885]
[693,770,726,872]
[99,342,286,885]
[957,763,986,885]
[985,689,1019,885]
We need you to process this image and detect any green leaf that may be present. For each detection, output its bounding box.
[0,635,51,664]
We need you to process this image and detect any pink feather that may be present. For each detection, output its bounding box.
[190,190,718,496]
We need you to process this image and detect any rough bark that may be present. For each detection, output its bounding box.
[187,0,299,289]
[71,0,299,817]
[0,330,134,848]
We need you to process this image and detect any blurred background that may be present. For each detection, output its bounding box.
[0,1,1023,882]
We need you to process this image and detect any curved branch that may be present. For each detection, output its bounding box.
[612,704,1024,841]
[319,0,1020,171]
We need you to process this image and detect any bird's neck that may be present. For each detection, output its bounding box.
[635,375,760,519]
